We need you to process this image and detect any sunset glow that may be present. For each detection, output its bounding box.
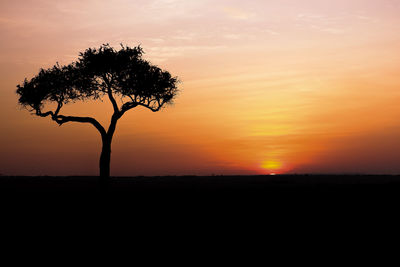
[1,0,400,176]
[261,161,282,171]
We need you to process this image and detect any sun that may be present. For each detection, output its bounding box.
[261,160,282,170]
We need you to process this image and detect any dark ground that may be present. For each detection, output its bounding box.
[1,174,400,193]
[1,174,399,249]
[2,174,399,219]
[2,174,400,207]
[1,174,399,221]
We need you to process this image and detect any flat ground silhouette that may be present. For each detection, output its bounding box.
[2,174,398,237]
[1,174,400,193]
[3,174,400,219]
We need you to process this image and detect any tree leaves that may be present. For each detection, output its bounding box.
[16,44,179,116]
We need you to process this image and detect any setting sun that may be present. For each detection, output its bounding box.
[261,160,283,171]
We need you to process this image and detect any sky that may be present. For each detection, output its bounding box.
[1,0,400,176]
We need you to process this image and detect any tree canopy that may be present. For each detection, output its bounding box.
[17,44,178,126]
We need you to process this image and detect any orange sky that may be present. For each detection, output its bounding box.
[1,0,400,176]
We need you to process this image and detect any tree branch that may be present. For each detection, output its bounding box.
[54,101,63,116]
[52,115,107,137]
[119,97,166,114]
[107,88,119,114]
[102,74,119,114]
[135,102,163,112]
[36,110,54,117]
[120,101,138,116]
[126,102,164,112]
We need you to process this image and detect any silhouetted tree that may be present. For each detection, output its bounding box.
[17,44,179,179]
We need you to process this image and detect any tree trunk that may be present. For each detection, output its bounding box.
[99,136,112,179]
[99,114,118,182]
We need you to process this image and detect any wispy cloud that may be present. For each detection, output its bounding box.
[147,45,227,61]
[222,7,255,20]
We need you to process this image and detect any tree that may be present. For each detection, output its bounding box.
[16,44,179,179]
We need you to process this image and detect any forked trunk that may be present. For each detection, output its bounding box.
[99,114,118,181]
